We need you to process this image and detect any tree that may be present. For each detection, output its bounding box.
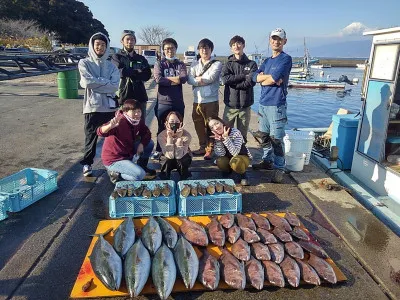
[137,25,172,45]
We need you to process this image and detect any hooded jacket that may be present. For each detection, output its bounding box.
[78,32,120,114]
[221,54,258,108]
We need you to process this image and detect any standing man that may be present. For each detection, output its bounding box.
[221,35,258,142]
[252,28,292,183]
[78,32,119,177]
[111,30,151,120]
[187,38,222,160]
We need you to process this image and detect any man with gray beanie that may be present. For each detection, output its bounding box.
[111,30,151,120]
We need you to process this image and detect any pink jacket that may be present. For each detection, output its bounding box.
[158,129,191,160]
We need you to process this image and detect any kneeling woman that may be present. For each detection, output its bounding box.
[158,111,192,180]
[97,99,156,182]
[207,117,251,186]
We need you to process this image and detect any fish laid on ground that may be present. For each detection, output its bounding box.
[141,216,162,255]
[284,241,304,259]
[223,183,235,194]
[179,217,208,246]
[197,183,207,196]
[124,239,151,297]
[227,224,241,244]
[241,227,260,243]
[206,216,225,246]
[268,242,285,264]
[110,190,119,200]
[113,217,135,257]
[142,186,152,198]
[89,232,122,291]
[261,260,285,287]
[308,253,337,284]
[297,240,329,259]
[250,242,271,260]
[295,258,321,285]
[133,184,145,197]
[127,186,133,197]
[155,216,178,249]
[206,182,216,195]
[245,256,264,290]
[266,212,292,231]
[257,228,278,244]
[220,248,246,290]
[290,226,311,241]
[280,255,300,287]
[152,184,161,197]
[161,183,171,197]
[284,212,301,227]
[251,213,271,230]
[219,213,234,229]
[272,227,293,242]
[190,184,198,197]
[152,244,177,299]
[117,188,127,198]
[198,249,220,290]
[214,181,224,193]
[174,236,199,289]
[236,213,257,231]
[180,184,191,197]
[231,238,250,261]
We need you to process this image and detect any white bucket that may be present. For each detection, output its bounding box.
[285,152,306,172]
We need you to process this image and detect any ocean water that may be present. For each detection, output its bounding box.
[252,67,366,129]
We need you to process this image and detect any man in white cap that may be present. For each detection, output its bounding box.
[111,30,151,120]
[251,28,292,183]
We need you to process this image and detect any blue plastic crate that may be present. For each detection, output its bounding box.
[0,195,11,221]
[109,180,176,218]
[0,168,58,212]
[177,179,242,216]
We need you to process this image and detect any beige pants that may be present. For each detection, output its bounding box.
[192,101,219,150]
[216,155,250,174]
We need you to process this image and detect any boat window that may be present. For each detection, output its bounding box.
[143,50,156,56]
[184,51,196,56]
[370,44,399,81]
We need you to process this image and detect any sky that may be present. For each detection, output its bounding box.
[80,0,400,57]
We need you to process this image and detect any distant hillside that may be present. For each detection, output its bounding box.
[307,40,371,58]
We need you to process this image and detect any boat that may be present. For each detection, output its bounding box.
[288,79,345,89]
[310,64,332,69]
[356,63,366,70]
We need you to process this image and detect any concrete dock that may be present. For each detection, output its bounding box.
[0,73,399,300]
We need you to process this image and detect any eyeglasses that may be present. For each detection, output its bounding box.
[164,47,176,51]
[199,46,210,51]
[123,30,135,35]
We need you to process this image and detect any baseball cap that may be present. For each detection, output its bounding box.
[121,30,136,41]
[270,28,286,39]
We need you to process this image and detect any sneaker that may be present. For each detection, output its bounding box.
[240,173,250,186]
[252,160,274,170]
[107,170,120,184]
[204,148,213,160]
[83,165,92,177]
[271,169,285,184]
[213,159,217,165]
[151,151,162,160]
[192,148,206,156]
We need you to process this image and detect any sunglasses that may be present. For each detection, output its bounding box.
[123,30,135,35]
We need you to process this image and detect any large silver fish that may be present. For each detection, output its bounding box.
[290,226,311,241]
[295,258,321,285]
[241,227,261,243]
[219,213,235,229]
[206,216,225,246]
[261,260,285,287]
[152,244,177,300]
[245,256,265,290]
[89,231,122,291]
[266,212,292,231]
[220,248,246,290]
[227,224,241,244]
[280,255,300,287]
[297,240,329,259]
[268,242,285,264]
[197,249,220,290]
[250,242,271,261]
[231,238,251,261]
[272,227,293,242]
[124,239,151,297]
[141,216,162,255]
[113,217,135,258]
[250,213,271,230]
[174,236,199,289]
[285,241,304,259]
[308,253,337,284]
[257,228,278,244]
[236,213,257,231]
[284,212,301,227]
[179,217,209,246]
[155,216,178,249]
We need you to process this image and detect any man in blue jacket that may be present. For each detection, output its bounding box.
[252,28,292,183]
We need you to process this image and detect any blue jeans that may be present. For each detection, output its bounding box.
[107,140,154,181]
[258,104,287,169]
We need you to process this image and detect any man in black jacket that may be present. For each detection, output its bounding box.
[221,35,258,142]
[111,30,152,120]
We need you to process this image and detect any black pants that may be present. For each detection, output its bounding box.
[161,153,192,179]
[80,112,115,166]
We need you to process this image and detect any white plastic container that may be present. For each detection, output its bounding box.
[285,152,306,172]
[283,130,315,165]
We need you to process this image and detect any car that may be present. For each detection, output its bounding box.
[184,50,197,65]
[70,47,89,55]
[142,50,158,67]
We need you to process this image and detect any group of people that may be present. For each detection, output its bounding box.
[78,27,292,186]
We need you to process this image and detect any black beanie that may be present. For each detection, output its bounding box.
[91,34,108,46]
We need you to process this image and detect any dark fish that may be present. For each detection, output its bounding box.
[308,253,337,284]
[227,224,241,244]
[152,184,161,197]
[231,238,250,261]
[155,217,178,249]
[220,248,246,290]
[133,184,145,197]
[272,227,293,242]
[290,226,311,241]
[117,188,127,198]
[268,242,285,264]
[110,190,119,200]
[161,183,171,197]
[197,183,207,196]
[180,184,191,197]
[266,212,292,231]
[190,184,198,197]
[198,249,220,290]
[257,228,278,244]
[206,216,225,246]
[142,186,152,198]
[141,216,162,255]
[236,213,257,231]
[174,236,199,289]
[284,212,301,227]
[261,260,285,287]
[280,255,300,287]
[251,213,271,230]
[113,217,135,257]
[245,256,265,290]
[152,244,176,299]
[214,181,224,193]
[295,258,321,285]
[219,213,235,229]
[285,241,304,259]
[297,240,329,259]
[82,278,93,292]
[206,182,216,195]
[223,183,235,194]
[250,242,271,260]
[179,217,208,246]
[241,227,260,243]
[127,186,133,197]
